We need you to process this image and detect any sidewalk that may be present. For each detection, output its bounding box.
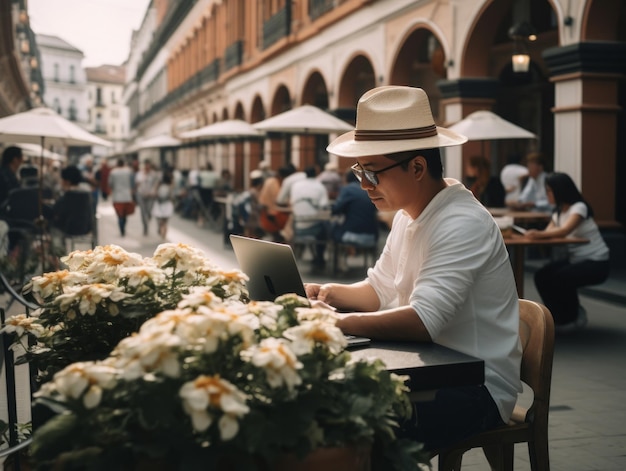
[96,200,626,471]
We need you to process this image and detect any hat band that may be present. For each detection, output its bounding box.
[354,124,437,141]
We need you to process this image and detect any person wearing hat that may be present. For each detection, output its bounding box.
[304,86,522,453]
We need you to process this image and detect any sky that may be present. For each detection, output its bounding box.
[28,0,152,67]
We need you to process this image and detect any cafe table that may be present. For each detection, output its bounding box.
[503,233,589,297]
[488,207,551,227]
[349,340,485,401]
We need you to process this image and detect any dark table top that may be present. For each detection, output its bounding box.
[349,341,485,393]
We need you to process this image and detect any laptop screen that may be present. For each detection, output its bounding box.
[229,235,307,301]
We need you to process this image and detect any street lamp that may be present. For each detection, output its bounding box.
[509,21,536,73]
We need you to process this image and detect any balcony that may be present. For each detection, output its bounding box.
[263,7,290,49]
[224,40,243,71]
[309,0,335,21]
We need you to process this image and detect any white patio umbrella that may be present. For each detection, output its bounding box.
[17,143,66,162]
[253,105,353,134]
[448,110,535,141]
[0,107,112,148]
[128,134,181,152]
[180,119,263,140]
[0,107,112,269]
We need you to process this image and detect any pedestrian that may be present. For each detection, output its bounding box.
[304,85,522,453]
[526,172,610,330]
[96,159,111,201]
[108,159,135,237]
[151,171,175,239]
[135,160,160,235]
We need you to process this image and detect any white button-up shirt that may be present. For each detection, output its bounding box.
[367,179,522,422]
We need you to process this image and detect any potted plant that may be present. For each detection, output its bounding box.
[2,245,429,470]
[27,291,427,470]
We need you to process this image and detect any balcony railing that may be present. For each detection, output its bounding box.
[263,7,290,49]
[309,0,335,21]
[224,40,243,71]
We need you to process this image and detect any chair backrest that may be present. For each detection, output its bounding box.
[56,190,94,235]
[518,299,555,427]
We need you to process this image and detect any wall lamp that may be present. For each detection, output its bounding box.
[508,21,536,73]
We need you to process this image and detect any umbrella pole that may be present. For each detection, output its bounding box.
[37,136,48,273]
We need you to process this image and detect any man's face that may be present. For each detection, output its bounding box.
[353,154,415,212]
[527,161,542,178]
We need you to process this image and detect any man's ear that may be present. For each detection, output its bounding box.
[413,156,426,180]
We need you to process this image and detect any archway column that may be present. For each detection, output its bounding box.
[437,78,499,180]
[543,42,626,222]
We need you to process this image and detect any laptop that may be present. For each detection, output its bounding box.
[229,235,370,348]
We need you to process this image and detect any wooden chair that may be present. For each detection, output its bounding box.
[437,299,555,471]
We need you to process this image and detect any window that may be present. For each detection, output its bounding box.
[68,99,77,121]
[69,65,75,83]
[54,63,59,81]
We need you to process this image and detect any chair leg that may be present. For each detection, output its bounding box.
[528,439,550,471]
[483,444,514,471]
[438,449,464,471]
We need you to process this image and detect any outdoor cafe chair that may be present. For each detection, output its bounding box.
[437,299,555,471]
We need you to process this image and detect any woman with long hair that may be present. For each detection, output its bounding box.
[526,172,610,330]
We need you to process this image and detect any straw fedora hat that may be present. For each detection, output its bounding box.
[327,86,467,158]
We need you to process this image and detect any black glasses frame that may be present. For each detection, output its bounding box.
[351,156,415,187]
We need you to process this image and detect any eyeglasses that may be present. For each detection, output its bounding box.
[351,156,415,187]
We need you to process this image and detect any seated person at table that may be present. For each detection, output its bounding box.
[510,152,553,212]
[304,86,522,453]
[290,165,330,268]
[526,172,609,330]
[331,168,379,246]
[464,155,506,208]
[51,165,94,237]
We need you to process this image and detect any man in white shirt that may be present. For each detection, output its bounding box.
[290,166,330,267]
[305,86,522,452]
[512,152,553,211]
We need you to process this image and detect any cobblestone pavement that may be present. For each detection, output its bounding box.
[95,200,626,471]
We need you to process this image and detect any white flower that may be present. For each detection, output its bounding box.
[283,320,347,355]
[112,328,183,379]
[246,301,282,330]
[152,242,209,272]
[241,338,303,391]
[26,269,88,299]
[35,362,118,409]
[179,375,249,440]
[1,313,45,337]
[55,283,130,316]
[118,265,167,289]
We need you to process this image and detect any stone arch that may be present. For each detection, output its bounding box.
[389,25,447,121]
[336,53,377,123]
[268,84,293,167]
[250,95,266,171]
[300,70,331,169]
[459,0,558,172]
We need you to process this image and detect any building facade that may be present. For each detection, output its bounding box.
[85,65,128,157]
[124,0,624,225]
[36,34,88,125]
[0,0,44,117]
